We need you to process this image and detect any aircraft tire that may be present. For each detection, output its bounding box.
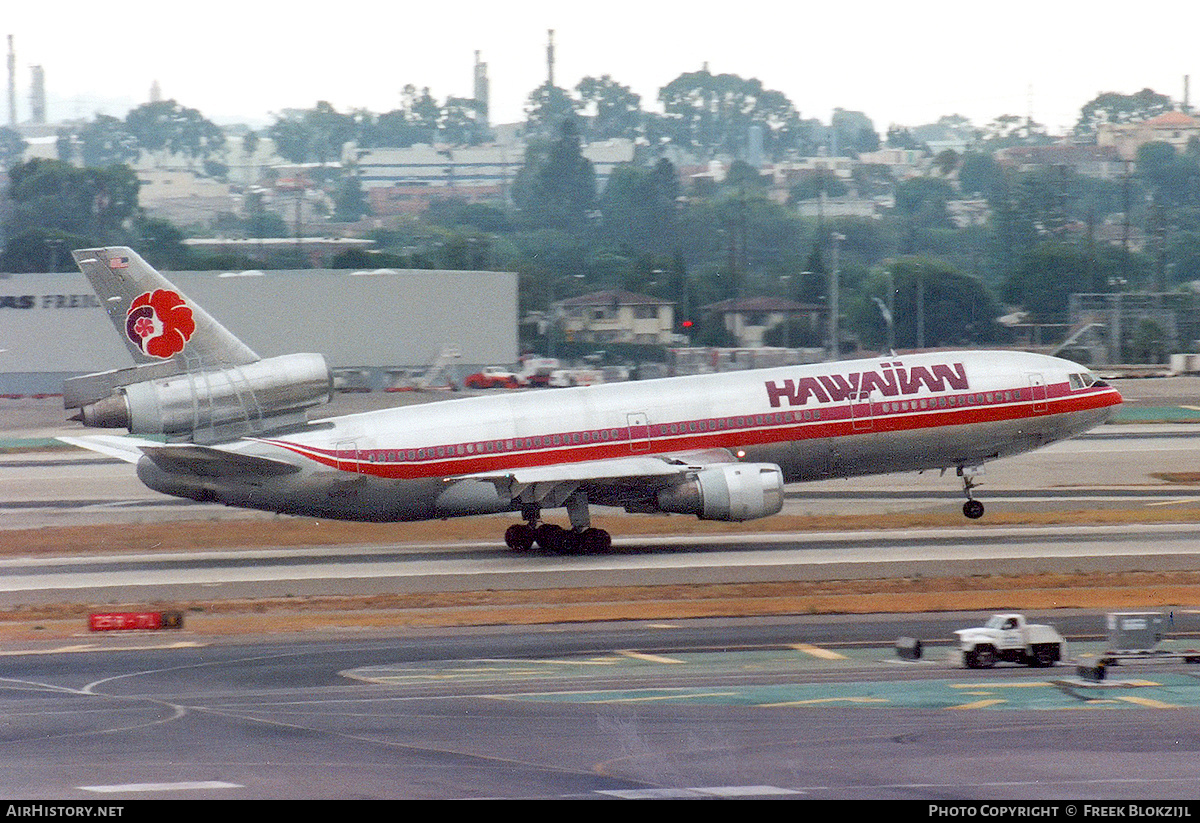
[581,528,612,554]
[505,524,535,552]
[963,499,985,519]
[534,523,567,552]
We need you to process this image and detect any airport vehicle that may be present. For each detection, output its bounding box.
[463,367,522,390]
[955,613,1065,668]
[60,247,1123,554]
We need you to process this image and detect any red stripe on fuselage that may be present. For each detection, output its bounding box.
[259,382,1121,480]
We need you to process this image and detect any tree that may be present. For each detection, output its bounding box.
[366,107,428,148]
[787,170,848,203]
[332,175,370,222]
[657,69,802,161]
[125,99,225,167]
[6,158,140,241]
[1003,240,1143,322]
[524,82,577,140]
[440,96,489,146]
[134,217,189,270]
[511,119,596,235]
[598,159,680,255]
[575,75,642,141]
[77,115,138,167]
[0,126,27,171]
[831,108,880,155]
[958,151,1001,197]
[1137,141,1200,207]
[267,101,354,165]
[885,125,924,150]
[895,176,956,232]
[852,257,1006,349]
[1074,88,1173,139]
[933,149,960,177]
[0,229,92,272]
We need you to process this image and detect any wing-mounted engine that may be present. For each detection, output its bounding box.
[655,463,785,521]
[65,353,332,444]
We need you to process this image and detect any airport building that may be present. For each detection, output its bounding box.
[0,266,518,395]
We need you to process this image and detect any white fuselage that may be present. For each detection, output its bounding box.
[133,349,1122,522]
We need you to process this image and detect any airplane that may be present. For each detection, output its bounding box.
[60,247,1123,554]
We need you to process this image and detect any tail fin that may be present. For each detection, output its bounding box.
[66,247,332,443]
[72,247,258,368]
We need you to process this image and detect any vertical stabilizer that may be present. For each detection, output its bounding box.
[73,246,258,368]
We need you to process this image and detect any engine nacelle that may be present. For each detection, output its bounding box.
[655,463,785,522]
[74,353,332,437]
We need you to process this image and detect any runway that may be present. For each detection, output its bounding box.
[3,522,1200,608]
[4,393,1200,800]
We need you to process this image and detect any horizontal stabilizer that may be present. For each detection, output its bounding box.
[57,434,162,464]
[58,435,299,477]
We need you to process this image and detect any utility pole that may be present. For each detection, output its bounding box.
[7,35,16,127]
[916,268,925,350]
[828,232,844,361]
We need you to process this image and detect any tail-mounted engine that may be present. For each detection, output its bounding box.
[65,353,332,442]
[655,463,785,522]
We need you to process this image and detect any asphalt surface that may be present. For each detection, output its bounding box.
[3,379,1200,800]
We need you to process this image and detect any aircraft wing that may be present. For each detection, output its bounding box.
[460,447,739,487]
[458,448,745,515]
[59,435,300,477]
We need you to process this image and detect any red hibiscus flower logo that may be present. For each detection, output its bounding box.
[125,290,196,358]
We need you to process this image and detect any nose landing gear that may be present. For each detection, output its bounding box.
[958,465,985,519]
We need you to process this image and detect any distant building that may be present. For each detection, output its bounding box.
[856,147,929,180]
[136,168,239,225]
[181,237,375,268]
[703,296,825,348]
[554,290,676,345]
[1096,111,1200,160]
[994,143,1126,180]
[356,138,635,215]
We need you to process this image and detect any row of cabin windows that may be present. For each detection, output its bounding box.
[362,386,1043,464]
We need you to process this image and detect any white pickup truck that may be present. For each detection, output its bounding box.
[954,613,1065,668]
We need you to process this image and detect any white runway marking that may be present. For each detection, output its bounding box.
[80,780,242,793]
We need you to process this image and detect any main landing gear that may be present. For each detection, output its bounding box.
[503,522,612,554]
[958,465,985,519]
[502,491,612,554]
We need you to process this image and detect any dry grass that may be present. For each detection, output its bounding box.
[3,510,1200,639]
[8,506,1200,556]
[1,571,1197,640]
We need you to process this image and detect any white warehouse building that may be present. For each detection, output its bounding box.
[0,266,518,395]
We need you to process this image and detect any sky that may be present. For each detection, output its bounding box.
[5,1,1199,136]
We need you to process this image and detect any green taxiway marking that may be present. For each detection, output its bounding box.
[345,646,1200,709]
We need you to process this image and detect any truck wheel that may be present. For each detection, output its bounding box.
[1031,644,1058,667]
[965,645,996,669]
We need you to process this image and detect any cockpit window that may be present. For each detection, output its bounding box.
[1068,373,1097,390]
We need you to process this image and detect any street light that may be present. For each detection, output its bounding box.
[872,297,895,354]
[828,233,845,361]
